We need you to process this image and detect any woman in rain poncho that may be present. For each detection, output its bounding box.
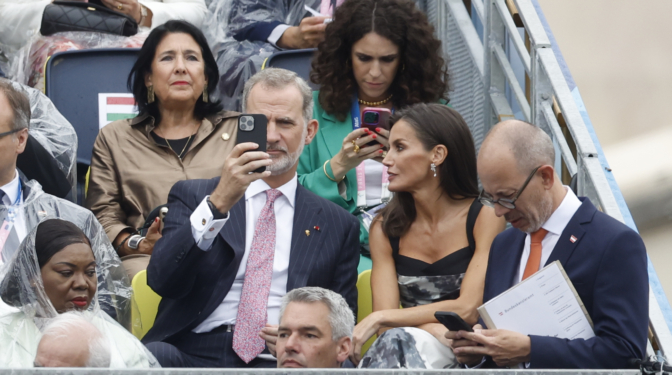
[0,218,159,368]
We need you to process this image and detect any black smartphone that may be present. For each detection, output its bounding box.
[434,311,474,332]
[236,114,268,173]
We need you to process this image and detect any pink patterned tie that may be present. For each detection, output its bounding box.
[233,189,282,363]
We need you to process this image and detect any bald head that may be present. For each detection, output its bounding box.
[478,120,566,233]
[34,312,110,368]
[479,120,555,174]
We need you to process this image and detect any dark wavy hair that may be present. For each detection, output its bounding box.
[380,103,478,237]
[311,0,449,121]
[128,20,223,123]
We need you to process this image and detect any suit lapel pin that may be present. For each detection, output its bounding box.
[570,235,577,243]
[313,226,320,231]
[305,230,310,237]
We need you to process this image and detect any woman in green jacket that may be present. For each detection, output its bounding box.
[297,0,449,270]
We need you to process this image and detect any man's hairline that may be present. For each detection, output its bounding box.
[279,300,334,337]
[244,82,309,128]
[0,90,16,133]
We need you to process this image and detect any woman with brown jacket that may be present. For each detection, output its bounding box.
[86,21,238,279]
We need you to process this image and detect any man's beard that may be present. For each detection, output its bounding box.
[266,139,305,176]
[522,193,554,233]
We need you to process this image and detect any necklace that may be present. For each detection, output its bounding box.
[358,94,393,107]
[164,133,193,159]
[156,121,198,159]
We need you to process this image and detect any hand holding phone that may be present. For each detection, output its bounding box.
[209,115,272,215]
[236,114,268,173]
[435,311,474,332]
[362,107,391,147]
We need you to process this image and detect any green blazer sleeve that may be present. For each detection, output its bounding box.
[298,91,359,215]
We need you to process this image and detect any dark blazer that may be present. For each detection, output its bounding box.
[483,198,648,369]
[142,177,360,344]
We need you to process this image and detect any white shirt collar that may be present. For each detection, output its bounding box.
[541,186,582,236]
[0,170,20,206]
[245,174,297,208]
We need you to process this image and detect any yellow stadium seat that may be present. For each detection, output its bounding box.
[84,167,90,198]
[131,270,162,340]
[356,270,377,355]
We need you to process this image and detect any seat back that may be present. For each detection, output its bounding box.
[45,48,140,167]
[262,48,319,90]
[131,270,162,340]
[356,269,377,354]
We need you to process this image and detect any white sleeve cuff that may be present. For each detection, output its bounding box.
[190,196,228,251]
[267,24,291,48]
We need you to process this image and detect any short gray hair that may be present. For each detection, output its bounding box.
[280,287,354,341]
[40,311,111,368]
[241,68,313,127]
[0,79,30,132]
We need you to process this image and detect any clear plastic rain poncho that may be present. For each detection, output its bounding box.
[0,218,158,368]
[3,79,77,201]
[3,31,146,92]
[202,0,320,110]
[0,179,131,327]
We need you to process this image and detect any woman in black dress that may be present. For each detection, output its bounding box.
[352,104,505,368]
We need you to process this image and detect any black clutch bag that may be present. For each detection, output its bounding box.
[40,1,138,37]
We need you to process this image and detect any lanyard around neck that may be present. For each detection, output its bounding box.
[5,178,22,222]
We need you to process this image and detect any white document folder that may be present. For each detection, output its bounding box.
[477,261,595,340]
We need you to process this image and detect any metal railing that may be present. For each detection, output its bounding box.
[422,0,672,361]
[0,369,643,374]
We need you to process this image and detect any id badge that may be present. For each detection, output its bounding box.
[0,220,14,253]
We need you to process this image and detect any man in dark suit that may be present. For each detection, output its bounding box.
[143,68,360,368]
[446,120,648,369]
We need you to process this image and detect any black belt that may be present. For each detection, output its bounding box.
[211,324,235,333]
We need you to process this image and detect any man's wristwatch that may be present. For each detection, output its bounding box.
[206,196,228,220]
[127,234,144,250]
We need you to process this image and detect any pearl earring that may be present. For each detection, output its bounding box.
[430,163,437,177]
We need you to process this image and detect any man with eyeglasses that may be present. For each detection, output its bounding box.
[445,120,648,369]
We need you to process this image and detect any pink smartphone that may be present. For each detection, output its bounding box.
[362,107,391,146]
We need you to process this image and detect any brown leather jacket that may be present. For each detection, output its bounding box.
[85,111,239,243]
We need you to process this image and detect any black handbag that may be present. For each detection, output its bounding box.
[40,0,138,37]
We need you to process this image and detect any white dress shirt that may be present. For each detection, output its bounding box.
[0,170,27,243]
[191,176,297,334]
[515,187,582,284]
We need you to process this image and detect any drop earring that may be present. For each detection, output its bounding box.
[147,85,155,103]
[202,83,208,103]
[430,163,437,177]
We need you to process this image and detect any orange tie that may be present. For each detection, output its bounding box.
[522,228,549,280]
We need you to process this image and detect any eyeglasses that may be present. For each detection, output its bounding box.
[478,166,542,210]
[0,128,23,138]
